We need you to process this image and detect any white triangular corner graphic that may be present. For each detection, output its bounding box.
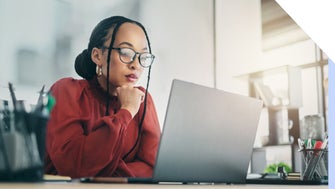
[275,0,335,61]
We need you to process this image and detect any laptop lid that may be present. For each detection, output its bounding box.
[152,79,263,183]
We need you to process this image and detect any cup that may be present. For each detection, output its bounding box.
[300,115,325,141]
[300,149,328,181]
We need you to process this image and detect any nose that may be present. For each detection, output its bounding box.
[129,54,142,70]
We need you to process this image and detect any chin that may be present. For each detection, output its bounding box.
[121,82,136,87]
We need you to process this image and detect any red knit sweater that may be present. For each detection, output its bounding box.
[44,77,161,178]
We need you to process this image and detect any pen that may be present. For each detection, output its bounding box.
[34,85,45,113]
[8,83,29,133]
[1,100,11,132]
[80,177,129,183]
[8,83,17,111]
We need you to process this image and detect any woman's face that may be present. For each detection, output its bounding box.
[99,23,148,89]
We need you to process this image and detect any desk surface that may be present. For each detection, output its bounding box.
[0,182,328,189]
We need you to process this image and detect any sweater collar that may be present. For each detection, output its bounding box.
[88,76,118,102]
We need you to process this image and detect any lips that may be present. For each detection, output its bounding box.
[126,74,138,82]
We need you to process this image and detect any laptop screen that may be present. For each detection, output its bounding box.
[153,79,263,183]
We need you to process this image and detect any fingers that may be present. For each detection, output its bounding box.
[116,85,144,101]
[116,86,145,117]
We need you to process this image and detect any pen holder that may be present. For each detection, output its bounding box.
[300,149,328,181]
[0,110,49,182]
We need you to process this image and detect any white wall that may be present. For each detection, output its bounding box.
[0,0,54,83]
[0,0,56,103]
[262,39,319,69]
[215,0,262,94]
[139,0,215,126]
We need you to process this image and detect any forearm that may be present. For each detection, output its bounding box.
[47,110,132,178]
[113,159,153,178]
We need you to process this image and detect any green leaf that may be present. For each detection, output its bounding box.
[264,162,292,173]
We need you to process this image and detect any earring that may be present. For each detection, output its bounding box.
[96,66,103,77]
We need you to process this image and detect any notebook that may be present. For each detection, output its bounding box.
[81,79,263,184]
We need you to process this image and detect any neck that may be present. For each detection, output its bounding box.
[97,76,117,96]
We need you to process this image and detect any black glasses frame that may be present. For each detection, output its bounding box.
[101,46,155,68]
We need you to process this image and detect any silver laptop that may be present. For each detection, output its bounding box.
[151,79,263,183]
[80,79,263,184]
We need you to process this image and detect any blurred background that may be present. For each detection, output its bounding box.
[0,0,329,173]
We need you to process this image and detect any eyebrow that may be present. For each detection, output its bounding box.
[117,41,148,51]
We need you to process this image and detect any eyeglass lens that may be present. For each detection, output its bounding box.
[119,48,154,67]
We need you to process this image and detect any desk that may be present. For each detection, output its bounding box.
[0,182,328,189]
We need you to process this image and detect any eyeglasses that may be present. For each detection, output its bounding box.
[102,46,155,68]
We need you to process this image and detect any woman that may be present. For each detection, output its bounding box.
[44,16,161,178]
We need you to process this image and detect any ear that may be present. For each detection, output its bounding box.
[91,47,103,66]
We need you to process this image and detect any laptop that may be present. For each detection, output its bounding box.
[81,79,263,184]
